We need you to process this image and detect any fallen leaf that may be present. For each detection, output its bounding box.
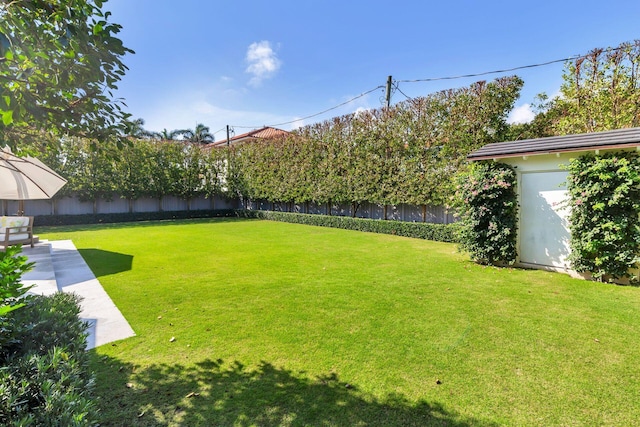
[436,379,442,385]
[169,337,176,342]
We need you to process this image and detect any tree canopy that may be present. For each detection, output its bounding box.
[0,0,133,148]
[509,40,640,139]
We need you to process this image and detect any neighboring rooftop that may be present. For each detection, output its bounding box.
[209,126,289,148]
[467,127,640,161]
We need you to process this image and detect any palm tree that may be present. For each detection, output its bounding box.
[178,123,215,144]
[156,128,182,141]
[126,118,156,139]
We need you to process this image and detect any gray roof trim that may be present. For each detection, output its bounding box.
[467,127,640,161]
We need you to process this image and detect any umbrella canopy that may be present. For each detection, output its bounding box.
[0,146,67,200]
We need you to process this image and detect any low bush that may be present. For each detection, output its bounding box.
[235,210,461,243]
[0,293,95,426]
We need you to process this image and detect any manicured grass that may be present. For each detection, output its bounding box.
[40,218,640,426]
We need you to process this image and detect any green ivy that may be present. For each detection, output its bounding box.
[565,151,640,281]
[453,162,518,265]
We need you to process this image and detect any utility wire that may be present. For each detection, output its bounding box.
[397,44,629,84]
[231,85,385,129]
[393,82,412,101]
[397,57,575,83]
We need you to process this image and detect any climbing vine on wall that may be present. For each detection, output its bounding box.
[453,162,518,265]
[565,151,640,282]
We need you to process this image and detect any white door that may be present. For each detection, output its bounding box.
[519,171,571,268]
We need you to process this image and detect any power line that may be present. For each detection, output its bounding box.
[231,85,385,129]
[397,44,629,84]
[393,82,412,101]
[397,57,576,84]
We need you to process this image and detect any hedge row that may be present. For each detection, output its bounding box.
[0,293,95,426]
[236,210,461,243]
[31,208,461,243]
[34,209,237,227]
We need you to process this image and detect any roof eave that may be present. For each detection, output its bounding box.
[468,142,640,161]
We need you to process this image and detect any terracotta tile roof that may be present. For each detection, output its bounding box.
[468,127,640,161]
[208,126,289,148]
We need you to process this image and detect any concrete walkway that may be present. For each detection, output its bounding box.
[20,240,135,349]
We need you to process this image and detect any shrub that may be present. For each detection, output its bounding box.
[565,151,640,281]
[0,293,95,426]
[235,210,461,243]
[0,245,34,317]
[0,246,34,354]
[453,162,518,265]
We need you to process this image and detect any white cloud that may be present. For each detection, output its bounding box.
[245,41,281,87]
[507,104,535,124]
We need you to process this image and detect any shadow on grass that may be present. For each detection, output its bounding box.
[93,355,497,427]
[78,249,133,278]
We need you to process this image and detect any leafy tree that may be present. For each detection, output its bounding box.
[535,40,640,136]
[115,139,155,211]
[63,137,117,212]
[0,0,134,149]
[166,142,207,209]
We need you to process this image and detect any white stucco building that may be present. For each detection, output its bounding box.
[468,127,640,276]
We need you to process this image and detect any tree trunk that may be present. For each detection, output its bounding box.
[422,204,427,223]
[128,198,134,214]
[351,202,360,218]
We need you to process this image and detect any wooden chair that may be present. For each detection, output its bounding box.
[0,216,34,249]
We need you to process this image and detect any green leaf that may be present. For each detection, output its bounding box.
[2,109,13,125]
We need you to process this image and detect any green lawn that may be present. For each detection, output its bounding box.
[40,218,640,426]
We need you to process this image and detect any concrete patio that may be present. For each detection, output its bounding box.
[20,240,135,349]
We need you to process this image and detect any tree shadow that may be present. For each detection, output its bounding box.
[93,355,498,427]
[78,249,133,277]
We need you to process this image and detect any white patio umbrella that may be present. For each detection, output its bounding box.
[0,146,67,214]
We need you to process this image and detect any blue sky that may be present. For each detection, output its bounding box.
[106,0,640,140]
